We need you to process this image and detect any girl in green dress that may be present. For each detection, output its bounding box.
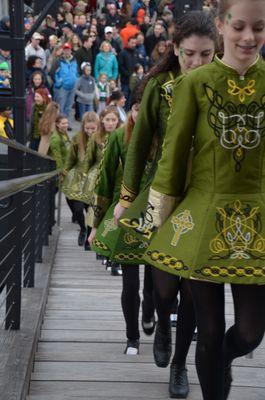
[144,0,265,399]
[62,111,99,246]
[81,105,121,211]
[87,102,155,355]
[114,11,217,399]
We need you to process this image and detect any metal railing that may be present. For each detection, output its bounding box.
[0,137,59,330]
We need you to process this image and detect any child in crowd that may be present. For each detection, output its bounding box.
[75,62,98,118]
[0,61,11,88]
[96,73,110,114]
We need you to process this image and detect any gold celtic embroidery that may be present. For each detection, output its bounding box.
[123,233,148,249]
[196,265,265,279]
[210,200,265,260]
[171,210,194,247]
[204,84,265,171]
[102,218,117,238]
[92,238,109,251]
[146,250,189,272]
[114,252,144,261]
[227,79,256,103]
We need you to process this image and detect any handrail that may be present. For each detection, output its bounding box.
[0,137,54,161]
[0,170,59,200]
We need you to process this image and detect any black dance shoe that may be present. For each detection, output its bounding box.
[224,365,233,399]
[142,315,156,336]
[153,322,172,367]
[124,339,139,355]
[111,263,122,276]
[169,364,189,398]
[78,229,86,246]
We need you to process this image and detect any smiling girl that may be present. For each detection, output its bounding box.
[144,1,265,399]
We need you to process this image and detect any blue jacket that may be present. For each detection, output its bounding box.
[54,57,79,91]
[94,52,118,81]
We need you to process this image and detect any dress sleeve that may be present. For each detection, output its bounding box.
[64,139,78,173]
[149,75,197,227]
[83,138,97,174]
[119,78,160,208]
[89,130,123,227]
[49,135,64,170]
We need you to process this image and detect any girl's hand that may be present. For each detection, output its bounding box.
[114,203,127,226]
[88,227,97,246]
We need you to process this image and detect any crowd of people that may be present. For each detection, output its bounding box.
[1,0,265,399]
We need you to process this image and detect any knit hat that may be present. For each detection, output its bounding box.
[81,61,91,70]
[35,88,51,105]
[0,61,9,71]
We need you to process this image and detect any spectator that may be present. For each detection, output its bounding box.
[0,62,11,88]
[69,33,82,55]
[144,21,165,56]
[26,71,50,121]
[118,35,139,110]
[75,62,98,118]
[139,14,152,36]
[109,78,118,94]
[25,32,47,69]
[129,63,144,97]
[53,42,79,120]
[56,11,66,35]
[135,31,147,70]
[97,15,108,39]
[94,41,118,81]
[102,26,123,55]
[41,15,58,47]
[0,49,11,70]
[74,14,89,39]
[119,18,139,47]
[0,107,13,139]
[25,55,47,87]
[61,22,74,43]
[75,35,94,74]
[109,90,127,122]
[132,0,154,25]
[173,0,203,20]
[106,3,121,26]
[96,73,110,113]
[29,88,51,150]
[0,16,10,33]
[149,39,168,67]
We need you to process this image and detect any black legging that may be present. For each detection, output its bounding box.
[190,281,265,400]
[121,264,154,341]
[152,268,196,367]
[67,199,86,230]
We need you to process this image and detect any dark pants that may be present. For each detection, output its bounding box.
[67,199,87,230]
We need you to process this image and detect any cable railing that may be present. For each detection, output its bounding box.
[0,137,59,330]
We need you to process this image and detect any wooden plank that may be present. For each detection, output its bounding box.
[27,381,265,400]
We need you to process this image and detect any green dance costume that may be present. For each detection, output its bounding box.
[61,133,89,201]
[144,56,265,285]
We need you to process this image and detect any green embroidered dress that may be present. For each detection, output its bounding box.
[144,56,265,285]
[80,136,105,205]
[61,133,89,201]
[48,129,70,169]
[116,71,178,245]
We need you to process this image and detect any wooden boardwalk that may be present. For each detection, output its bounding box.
[27,200,265,400]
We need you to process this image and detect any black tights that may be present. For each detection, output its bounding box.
[67,199,86,230]
[121,264,154,341]
[190,281,265,400]
[152,268,196,367]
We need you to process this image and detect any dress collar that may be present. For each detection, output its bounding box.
[214,55,261,79]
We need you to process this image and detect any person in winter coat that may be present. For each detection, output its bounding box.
[118,36,139,110]
[74,35,94,74]
[94,41,118,81]
[75,62,98,118]
[53,42,79,119]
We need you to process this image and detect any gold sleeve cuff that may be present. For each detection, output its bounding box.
[119,182,137,208]
[148,187,177,227]
[86,194,111,228]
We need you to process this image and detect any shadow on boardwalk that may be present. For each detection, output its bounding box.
[27,200,265,400]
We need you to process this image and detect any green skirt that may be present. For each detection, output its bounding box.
[81,165,99,205]
[61,168,87,201]
[143,187,265,285]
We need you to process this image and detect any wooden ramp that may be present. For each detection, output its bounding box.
[27,201,265,400]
